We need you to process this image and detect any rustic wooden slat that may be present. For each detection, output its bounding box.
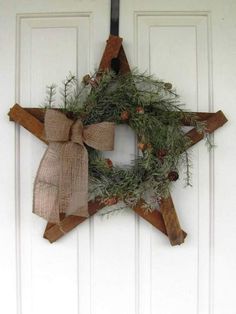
[16,108,222,126]
[24,108,46,123]
[9,107,46,123]
[8,104,47,143]
[159,196,185,245]
[44,198,186,243]
[44,213,66,234]
[98,35,123,71]
[132,200,167,236]
[44,200,105,243]
[133,199,188,241]
[117,45,131,74]
[186,110,228,147]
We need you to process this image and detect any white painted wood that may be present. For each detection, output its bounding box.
[0,1,235,314]
[132,13,211,314]
[120,3,235,314]
[0,7,18,314]
[0,2,110,314]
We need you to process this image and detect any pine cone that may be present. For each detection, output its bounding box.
[120,111,130,121]
[168,171,179,181]
[136,106,144,114]
[157,149,167,160]
[105,158,113,169]
[164,82,172,90]
[82,74,91,85]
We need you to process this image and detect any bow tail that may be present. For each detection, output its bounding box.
[59,142,89,218]
[33,143,62,223]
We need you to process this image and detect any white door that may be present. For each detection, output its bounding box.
[0,1,234,314]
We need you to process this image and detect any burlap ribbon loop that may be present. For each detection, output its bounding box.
[33,109,115,223]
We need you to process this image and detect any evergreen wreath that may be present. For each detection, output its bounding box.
[43,70,209,212]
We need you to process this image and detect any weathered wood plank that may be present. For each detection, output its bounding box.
[8,104,47,143]
[44,200,105,243]
[186,110,228,147]
[98,35,123,71]
[44,198,187,244]
[159,196,186,246]
[11,107,225,126]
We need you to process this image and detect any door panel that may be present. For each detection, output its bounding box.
[134,13,210,314]
[18,14,92,314]
[120,2,234,314]
[0,2,110,314]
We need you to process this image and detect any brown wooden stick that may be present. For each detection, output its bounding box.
[44,198,187,243]
[186,110,227,147]
[98,35,123,72]
[44,213,66,234]
[133,199,186,240]
[8,104,47,143]
[44,200,105,243]
[22,107,46,123]
[132,200,167,235]
[159,196,185,246]
[14,108,227,126]
[117,45,131,74]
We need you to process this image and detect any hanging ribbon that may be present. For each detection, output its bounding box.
[33,109,115,223]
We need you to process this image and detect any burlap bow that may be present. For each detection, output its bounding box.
[33,109,115,223]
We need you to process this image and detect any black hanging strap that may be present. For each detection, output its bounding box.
[110,0,120,36]
[110,0,121,73]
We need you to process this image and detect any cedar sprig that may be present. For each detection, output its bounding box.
[60,73,77,109]
[43,84,57,108]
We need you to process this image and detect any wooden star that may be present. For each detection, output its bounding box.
[8,35,227,246]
